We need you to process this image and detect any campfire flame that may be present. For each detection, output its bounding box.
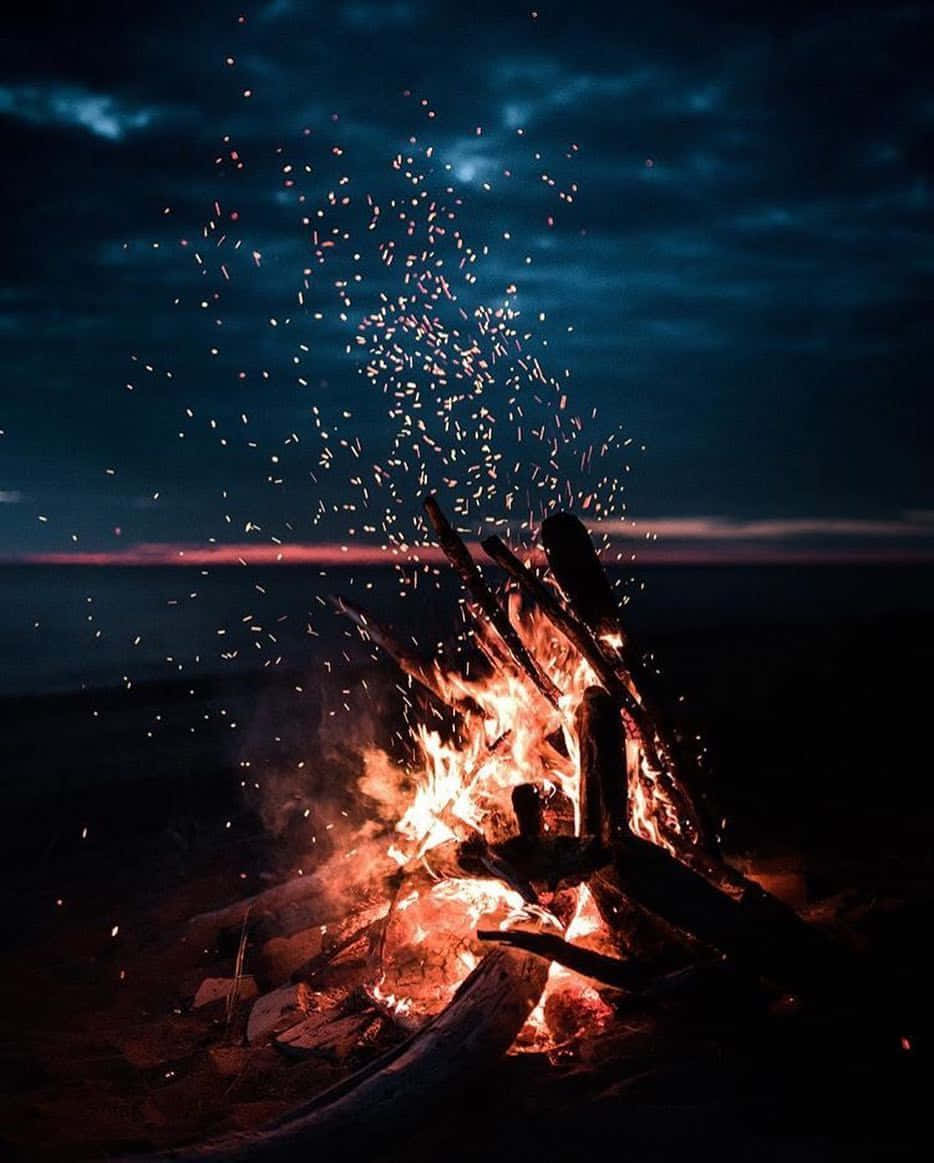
[357,595,684,1048]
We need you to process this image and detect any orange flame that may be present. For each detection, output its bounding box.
[356,595,683,1047]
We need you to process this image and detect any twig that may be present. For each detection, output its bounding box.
[226,904,252,1032]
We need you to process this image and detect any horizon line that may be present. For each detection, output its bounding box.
[5,539,934,568]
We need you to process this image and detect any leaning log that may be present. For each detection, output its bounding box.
[423,495,561,707]
[330,594,482,717]
[482,533,711,855]
[477,927,652,991]
[541,512,715,850]
[607,832,842,993]
[541,512,627,643]
[124,950,548,1161]
[481,534,646,735]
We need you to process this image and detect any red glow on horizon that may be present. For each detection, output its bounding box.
[7,540,934,568]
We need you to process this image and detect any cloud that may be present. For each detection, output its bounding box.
[0,83,158,140]
[12,512,934,568]
[342,2,419,30]
[595,515,934,540]
[0,490,23,504]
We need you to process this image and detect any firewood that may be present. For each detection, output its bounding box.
[477,927,652,991]
[274,1009,382,1063]
[186,873,327,945]
[511,783,543,840]
[125,950,548,1161]
[481,533,710,855]
[481,533,646,733]
[540,513,715,850]
[606,833,842,993]
[423,494,561,707]
[541,512,626,642]
[192,976,258,1010]
[289,918,382,985]
[576,685,627,841]
[330,594,481,716]
[247,982,314,1045]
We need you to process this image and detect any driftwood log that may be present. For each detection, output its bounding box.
[128,950,547,1162]
[423,494,561,707]
[330,594,482,716]
[541,512,716,850]
[540,512,626,643]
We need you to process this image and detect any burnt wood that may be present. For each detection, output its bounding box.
[482,533,711,855]
[576,685,627,841]
[423,495,561,707]
[477,927,652,991]
[541,512,625,641]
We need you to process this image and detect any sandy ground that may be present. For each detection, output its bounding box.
[1,616,930,1160]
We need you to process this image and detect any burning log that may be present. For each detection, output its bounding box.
[274,1008,383,1063]
[402,834,603,901]
[330,593,482,716]
[602,831,843,994]
[576,686,627,841]
[481,532,640,722]
[541,512,715,849]
[481,532,711,855]
[477,927,651,991]
[423,494,561,707]
[511,783,543,840]
[130,950,548,1162]
[568,670,838,993]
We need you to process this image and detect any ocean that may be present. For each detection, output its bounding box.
[0,562,932,698]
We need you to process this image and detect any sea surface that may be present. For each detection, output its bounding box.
[0,562,932,698]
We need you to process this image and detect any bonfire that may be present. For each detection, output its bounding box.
[165,497,843,1162]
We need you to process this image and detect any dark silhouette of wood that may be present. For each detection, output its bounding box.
[423,495,560,707]
[540,513,717,853]
[330,594,481,715]
[477,927,651,991]
[576,685,627,841]
[512,783,543,840]
[541,512,625,641]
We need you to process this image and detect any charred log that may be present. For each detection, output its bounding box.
[576,685,627,841]
[477,927,652,991]
[330,594,481,716]
[423,494,561,707]
[541,512,625,642]
[482,533,711,855]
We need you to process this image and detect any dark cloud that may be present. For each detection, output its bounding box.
[0,0,931,554]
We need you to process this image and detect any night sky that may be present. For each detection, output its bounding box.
[1,1,932,562]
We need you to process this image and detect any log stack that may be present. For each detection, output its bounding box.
[159,497,847,1160]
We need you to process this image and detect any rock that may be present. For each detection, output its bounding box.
[192,975,258,1010]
